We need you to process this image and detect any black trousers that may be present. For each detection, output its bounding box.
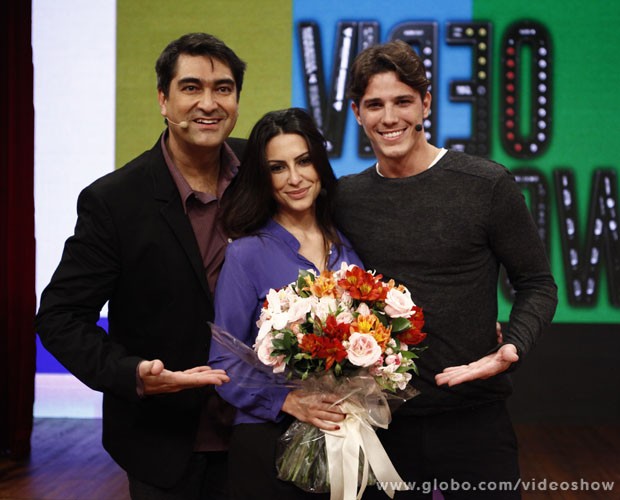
[128,451,228,500]
[363,401,521,500]
[228,419,331,500]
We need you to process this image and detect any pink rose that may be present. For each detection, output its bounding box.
[384,288,415,318]
[256,335,286,373]
[336,309,354,324]
[346,332,382,367]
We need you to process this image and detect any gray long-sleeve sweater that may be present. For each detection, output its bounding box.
[335,150,558,415]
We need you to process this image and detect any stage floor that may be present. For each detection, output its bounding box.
[1,419,619,499]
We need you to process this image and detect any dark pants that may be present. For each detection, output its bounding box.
[128,451,228,500]
[228,420,331,500]
[363,401,521,500]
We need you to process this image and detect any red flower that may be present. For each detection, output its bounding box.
[409,306,425,329]
[338,266,387,302]
[397,307,427,345]
[299,334,347,370]
[322,315,351,341]
[397,328,427,346]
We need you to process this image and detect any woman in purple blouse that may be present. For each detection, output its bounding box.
[209,108,363,499]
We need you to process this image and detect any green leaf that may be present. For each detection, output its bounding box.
[296,270,315,297]
[390,317,412,333]
[374,310,389,327]
[396,365,415,374]
[271,338,285,349]
[400,350,416,360]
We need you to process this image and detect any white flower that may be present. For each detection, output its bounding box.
[390,371,412,391]
[271,311,290,330]
[287,295,315,323]
[338,261,357,274]
[346,333,382,367]
[384,287,415,318]
[255,319,273,345]
[339,290,353,309]
[384,353,402,368]
[312,296,338,322]
[381,361,397,374]
[377,369,412,391]
[264,288,286,313]
[356,303,371,317]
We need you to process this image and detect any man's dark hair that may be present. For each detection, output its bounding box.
[155,32,246,99]
[347,40,430,104]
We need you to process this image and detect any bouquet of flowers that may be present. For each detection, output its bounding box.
[255,263,427,499]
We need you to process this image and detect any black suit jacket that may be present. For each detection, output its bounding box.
[35,136,246,487]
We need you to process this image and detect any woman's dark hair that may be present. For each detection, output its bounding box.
[222,107,342,255]
[155,32,246,99]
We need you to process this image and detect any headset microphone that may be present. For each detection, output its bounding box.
[166,118,189,129]
[414,123,423,132]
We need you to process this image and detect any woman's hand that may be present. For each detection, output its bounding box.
[281,390,346,431]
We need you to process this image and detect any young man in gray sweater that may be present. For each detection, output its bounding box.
[335,40,558,499]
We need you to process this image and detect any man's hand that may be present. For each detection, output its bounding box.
[435,344,519,387]
[282,390,346,431]
[138,359,230,396]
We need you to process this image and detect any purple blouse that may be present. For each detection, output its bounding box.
[209,218,363,424]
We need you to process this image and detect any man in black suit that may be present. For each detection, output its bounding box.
[35,33,247,500]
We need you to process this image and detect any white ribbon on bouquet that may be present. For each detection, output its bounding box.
[323,400,409,500]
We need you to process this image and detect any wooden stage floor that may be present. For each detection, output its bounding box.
[1,419,619,499]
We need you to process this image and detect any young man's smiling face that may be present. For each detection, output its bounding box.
[352,71,431,165]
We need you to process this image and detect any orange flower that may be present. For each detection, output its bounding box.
[338,266,387,302]
[352,314,392,349]
[310,270,337,298]
[352,313,380,334]
[371,321,392,349]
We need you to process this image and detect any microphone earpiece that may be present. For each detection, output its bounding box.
[166,118,189,129]
[162,112,189,129]
[414,123,423,132]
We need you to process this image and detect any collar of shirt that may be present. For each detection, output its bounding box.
[160,131,240,213]
[260,218,301,254]
[260,218,337,270]
[375,147,448,178]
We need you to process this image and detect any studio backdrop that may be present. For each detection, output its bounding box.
[33,0,620,420]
